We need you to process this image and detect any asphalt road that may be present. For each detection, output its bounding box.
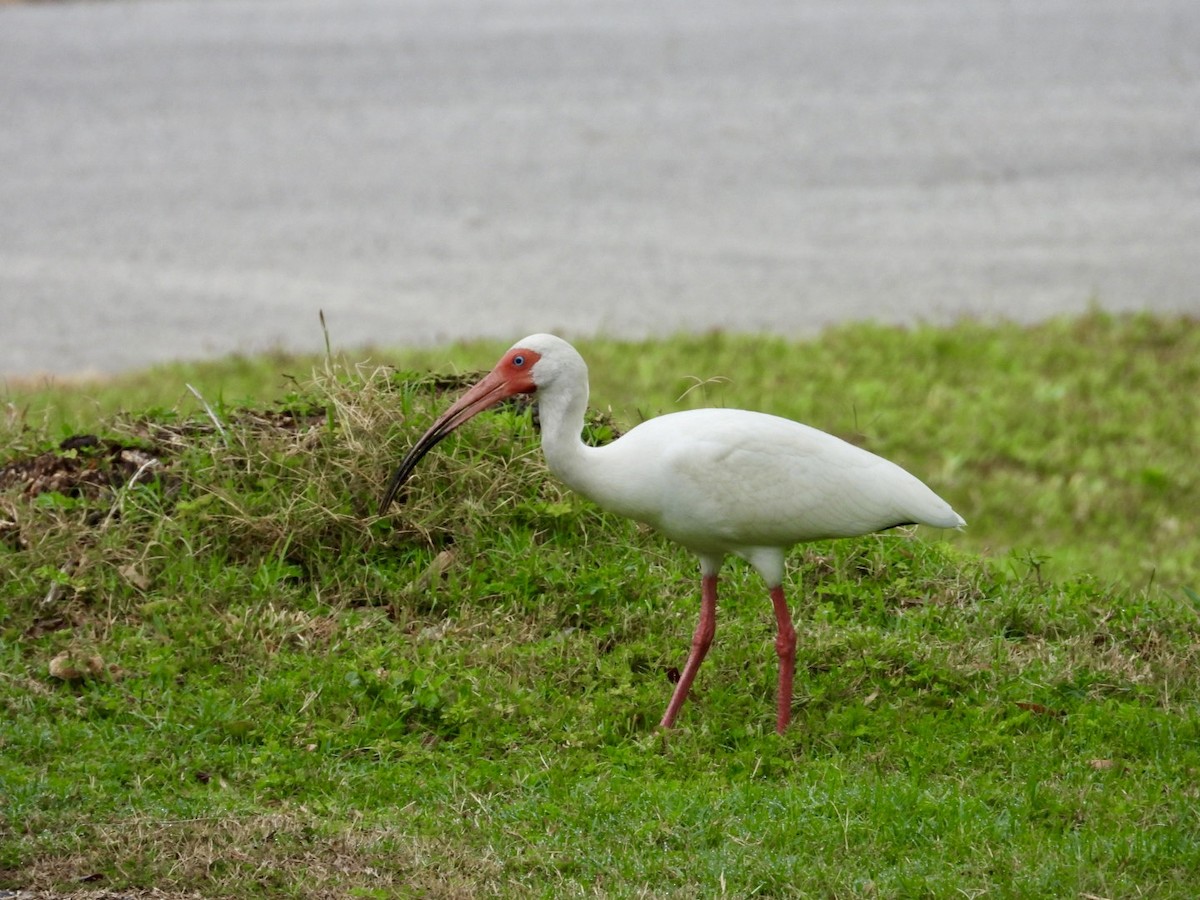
[2,0,1198,377]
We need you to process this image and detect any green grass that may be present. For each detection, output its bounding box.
[2,311,1198,897]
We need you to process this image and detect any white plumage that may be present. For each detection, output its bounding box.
[381,333,965,734]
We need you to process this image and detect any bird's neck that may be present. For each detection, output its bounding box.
[535,377,596,492]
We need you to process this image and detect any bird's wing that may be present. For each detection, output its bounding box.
[639,410,958,548]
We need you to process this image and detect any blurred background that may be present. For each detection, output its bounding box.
[2,0,1197,378]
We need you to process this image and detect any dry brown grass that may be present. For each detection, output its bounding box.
[10,809,509,899]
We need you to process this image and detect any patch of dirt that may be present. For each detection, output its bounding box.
[0,435,165,501]
[0,403,329,502]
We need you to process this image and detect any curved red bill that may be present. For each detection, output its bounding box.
[378,349,539,514]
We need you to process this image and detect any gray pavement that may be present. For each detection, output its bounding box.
[2,0,1198,377]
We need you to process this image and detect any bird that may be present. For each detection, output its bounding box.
[379,334,965,735]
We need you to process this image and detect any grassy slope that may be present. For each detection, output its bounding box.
[9,311,1198,591]
[1,312,1198,897]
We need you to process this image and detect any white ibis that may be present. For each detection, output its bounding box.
[380,334,965,734]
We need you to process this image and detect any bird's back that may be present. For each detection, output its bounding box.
[578,408,963,555]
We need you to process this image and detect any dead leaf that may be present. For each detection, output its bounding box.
[417,548,457,587]
[119,563,151,591]
[48,650,105,682]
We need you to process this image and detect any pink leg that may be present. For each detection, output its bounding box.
[659,573,718,730]
[770,585,797,734]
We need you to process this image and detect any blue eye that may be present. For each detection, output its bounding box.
[513,355,525,367]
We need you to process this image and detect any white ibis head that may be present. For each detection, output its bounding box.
[379,335,574,514]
